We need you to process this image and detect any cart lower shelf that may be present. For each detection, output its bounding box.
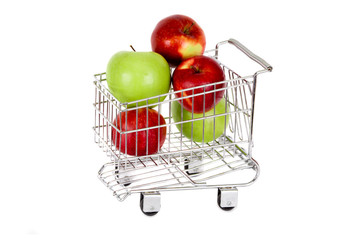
[98,135,259,215]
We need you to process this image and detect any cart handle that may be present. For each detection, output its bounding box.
[216,38,273,72]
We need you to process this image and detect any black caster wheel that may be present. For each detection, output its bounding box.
[217,187,238,211]
[184,159,195,175]
[140,192,161,216]
[184,158,203,175]
[115,165,131,187]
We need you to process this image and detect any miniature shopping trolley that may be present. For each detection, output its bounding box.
[93,38,272,215]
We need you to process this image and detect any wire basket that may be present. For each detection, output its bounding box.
[93,39,272,205]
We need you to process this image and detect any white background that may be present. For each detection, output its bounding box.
[1,0,359,239]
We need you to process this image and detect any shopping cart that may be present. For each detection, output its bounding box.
[93,38,272,215]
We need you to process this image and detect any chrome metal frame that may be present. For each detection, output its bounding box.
[94,38,272,202]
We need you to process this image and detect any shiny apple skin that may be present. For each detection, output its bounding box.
[172,98,229,143]
[111,108,167,156]
[106,51,171,108]
[151,14,206,67]
[172,55,226,113]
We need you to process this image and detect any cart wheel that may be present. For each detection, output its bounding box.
[140,192,161,216]
[184,159,194,175]
[184,158,203,175]
[115,165,131,187]
[217,187,238,211]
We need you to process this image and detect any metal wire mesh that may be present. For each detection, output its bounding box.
[94,67,254,161]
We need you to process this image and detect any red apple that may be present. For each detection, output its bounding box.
[151,14,206,67]
[172,55,226,113]
[111,108,167,156]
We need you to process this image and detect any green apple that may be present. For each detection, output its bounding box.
[172,98,230,143]
[106,51,171,108]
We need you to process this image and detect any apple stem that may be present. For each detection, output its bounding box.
[130,45,136,52]
[183,22,195,35]
[190,65,201,73]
